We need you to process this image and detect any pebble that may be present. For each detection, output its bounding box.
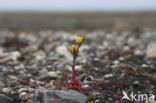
[19,92,30,101]
[48,56,59,61]
[39,70,59,80]
[24,45,38,53]
[0,50,8,57]
[10,51,21,61]
[14,64,25,70]
[146,42,156,58]
[8,75,18,80]
[32,51,46,60]
[40,68,48,76]
[2,67,8,72]
[142,64,148,68]
[1,88,12,95]
[133,81,139,84]
[113,60,120,65]
[134,49,144,56]
[104,74,113,78]
[95,99,100,103]
[55,45,72,61]
[68,65,82,71]
[56,64,64,71]
[18,88,28,93]
[48,71,59,78]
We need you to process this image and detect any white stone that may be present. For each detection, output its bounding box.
[48,71,58,78]
[68,65,82,71]
[113,60,120,65]
[134,50,143,56]
[55,45,72,61]
[104,74,113,78]
[40,68,48,76]
[10,51,21,61]
[2,88,11,95]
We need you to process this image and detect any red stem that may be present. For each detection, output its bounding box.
[72,56,76,81]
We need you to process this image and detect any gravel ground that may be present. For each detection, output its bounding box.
[0,28,156,103]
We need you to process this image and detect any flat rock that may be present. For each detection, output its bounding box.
[34,90,87,103]
[0,95,13,103]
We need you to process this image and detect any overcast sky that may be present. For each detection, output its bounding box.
[0,0,156,12]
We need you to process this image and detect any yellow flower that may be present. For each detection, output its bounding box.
[75,37,83,45]
[75,44,79,52]
[68,45,75,53]
[68,44,79,54]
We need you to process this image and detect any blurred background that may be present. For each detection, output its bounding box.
[0,0,156,31]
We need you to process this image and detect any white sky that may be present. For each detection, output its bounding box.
[0,0,156,12]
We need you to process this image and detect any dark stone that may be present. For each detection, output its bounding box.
[34,90,87,103]
[0,95,13,103]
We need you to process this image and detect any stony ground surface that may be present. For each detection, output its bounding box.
[0,28,156,103]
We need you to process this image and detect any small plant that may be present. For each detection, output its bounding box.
[66,36,83,90]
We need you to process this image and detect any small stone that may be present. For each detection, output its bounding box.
[14,64,25,70]
[39,70,59,80]
[95,99,100,103]
[142,64,148,68]
[104,74,113,78]
[10,51,21,61]
[24,45,38,53]
[0,50,8,57]
[119,57,125,61]
[55,45,72,61]
[134,50,143,56]
[69,65,82,71]
[146,42,156,59]
[2,88,12,95]
[48,71,59,78]
[8,75,18,80]
[2,67,8,72]
[56,64,64,71]
[32,51,45,60]
[40,68,48,76]
[123,46,130,51]
[82,84,89,88]
[19,92,30,101]
[32,70,39,76]
[18,88,28,93]
[32,51,45,57]
[103,41,109,48]
[113,60,120,65]
[0,81,4,87]
[108,98,113,101]
[94,58,100,61]
[133,81,139,84]
[48,56,59,61]
[147,50,156,59]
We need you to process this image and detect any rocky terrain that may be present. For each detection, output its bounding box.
[0,27,156,103]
